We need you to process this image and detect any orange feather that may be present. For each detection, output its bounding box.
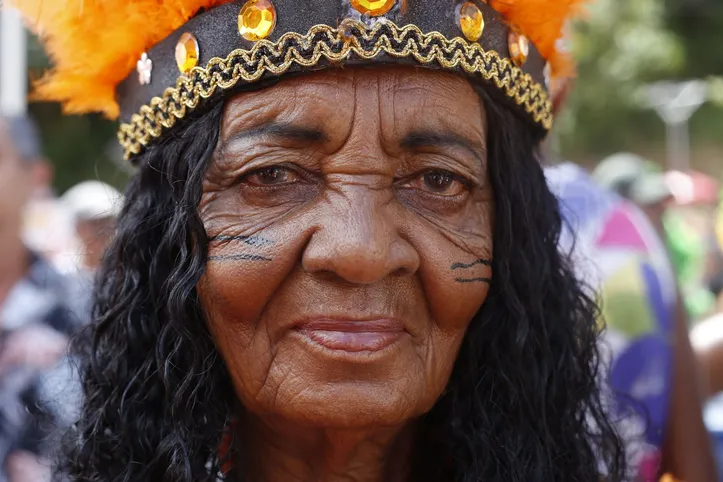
[11,0,232,118]
[490,0,587,80]
[10,0,584,119]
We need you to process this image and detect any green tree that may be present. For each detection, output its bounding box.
[557,0,723,175]
[665,0,723,79]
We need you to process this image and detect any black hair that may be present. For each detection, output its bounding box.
[57,85,626,482]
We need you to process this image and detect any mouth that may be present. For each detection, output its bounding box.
[293,318,406,353]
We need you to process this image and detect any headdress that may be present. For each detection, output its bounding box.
[13,0,584,162]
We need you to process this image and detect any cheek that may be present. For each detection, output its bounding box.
[414,200,494,333]
[406,199,494,378]
[196,218,312,403]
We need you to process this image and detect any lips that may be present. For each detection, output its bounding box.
[294,318,406,352]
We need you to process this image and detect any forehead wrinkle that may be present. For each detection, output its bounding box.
[220,74,357,163]
[221,94,282,145]
[222,75,351,138]
[321,68,382,164]
[383,72,486,152]
[392,70,472,104]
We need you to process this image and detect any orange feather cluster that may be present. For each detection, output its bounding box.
[490,0,585,81]
[11,0,583,119]
[12,0,232,118]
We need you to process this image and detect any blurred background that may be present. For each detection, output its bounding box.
[559,0,722,173]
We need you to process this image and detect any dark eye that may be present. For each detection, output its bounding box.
[408,170,468,196]
[242,166,299,187]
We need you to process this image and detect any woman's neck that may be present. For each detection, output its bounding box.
[238,414,416,482]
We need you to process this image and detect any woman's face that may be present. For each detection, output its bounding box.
[197,67,493,429]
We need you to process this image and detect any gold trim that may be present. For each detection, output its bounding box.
[118,19,552,160]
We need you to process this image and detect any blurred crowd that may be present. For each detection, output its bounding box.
[1,113,723,481]
[547,154,723,481]
[0,115,121,482]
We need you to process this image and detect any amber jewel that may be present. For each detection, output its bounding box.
[350,0,396,17]
[175,32,200,74]
[508,30,529,67]
[239,0,277,41]
[457,2,484,42]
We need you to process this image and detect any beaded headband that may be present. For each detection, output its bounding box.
[14,0,583,161]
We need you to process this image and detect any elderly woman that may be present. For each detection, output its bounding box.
[15,1,626,481]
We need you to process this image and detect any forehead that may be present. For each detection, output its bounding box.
[221,66,485,141]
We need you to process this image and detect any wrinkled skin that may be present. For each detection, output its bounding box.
[196,67,493,481]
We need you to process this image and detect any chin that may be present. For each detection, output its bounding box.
[236,345,441,429]
[259,381,429,429]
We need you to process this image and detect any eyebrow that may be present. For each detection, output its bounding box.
[400,131,486,164]
[220,121,326,151]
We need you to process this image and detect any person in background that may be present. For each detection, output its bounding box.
[691,306,723,481]
[704,237,723,314]
[666,170,722,318]
[60,181,123,274]
[0,116,85,482]
[706,189,723,312]
[593,153,715,321]
[21,142,77,271]
[546,162,716,482]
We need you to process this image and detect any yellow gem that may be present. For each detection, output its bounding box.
[457,2,484,42]
[350,0,396,16]
[238,0,277,41]
[175,32,200,74]
[508,30,530,67]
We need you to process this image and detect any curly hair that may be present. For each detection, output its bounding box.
[57,88,626,482]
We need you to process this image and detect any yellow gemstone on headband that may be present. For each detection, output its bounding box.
[457,2,484,42]
[350,0,396,16]
[508,30,530,67]
[239,0,277,41]
[175,32,200,74]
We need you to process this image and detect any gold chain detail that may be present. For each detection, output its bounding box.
[118,19,552,160]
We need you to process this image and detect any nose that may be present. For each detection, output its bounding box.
[302,194,420,285]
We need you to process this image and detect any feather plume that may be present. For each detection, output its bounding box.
[10,0,584,118]
[11,0,232,118]
[490,0,586,80]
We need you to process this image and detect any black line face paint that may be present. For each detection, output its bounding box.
[455,277,491,284]
[451,258,492,284]
[207,234,275,262]
[450,258,492,270]
[209,234,274,247]
[208,254,272,262]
